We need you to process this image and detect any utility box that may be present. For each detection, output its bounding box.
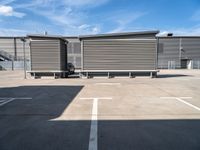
[28,35,68,78]
[28,35,67,71]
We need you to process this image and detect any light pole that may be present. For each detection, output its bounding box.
[21,37,27,79]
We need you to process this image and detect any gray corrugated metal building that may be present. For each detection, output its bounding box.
[28,35,67,71]
[0,37,30,70]
[79,31,159,76]
[0,37,30,61]
[157,36,200,69]
[1,31,200,73]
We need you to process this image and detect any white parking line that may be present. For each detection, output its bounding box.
[95,83,121,85]
[175,97,200,111]
[0,97,32,100]
[0,98,15,106]
[0,97,32,107]
[80,97,112,150]
[160,97,192,99]
[89,98,98,150]
[160,97,200,111]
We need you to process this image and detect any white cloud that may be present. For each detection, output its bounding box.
[108,11,146,33]
[0,5,13,16]
[0,5,25,18]
[12,0,106,35]
[63,0,109,7]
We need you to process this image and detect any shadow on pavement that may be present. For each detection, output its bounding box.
[157,74,192,78]
[0,86,200,150]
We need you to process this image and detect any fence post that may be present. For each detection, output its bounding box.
[12,60,14,71]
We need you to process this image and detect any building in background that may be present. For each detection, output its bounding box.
[157,36,200,69]
[0,37,30,70]
[1,32,200,71]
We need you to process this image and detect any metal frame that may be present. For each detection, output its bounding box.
[81,40,84,71]
[79,70,159,79]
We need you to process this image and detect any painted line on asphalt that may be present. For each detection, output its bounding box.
[160,97,192,99]
[0,98,15,106]
[89,98,98,150]
[0,97,32,107]
[175,97,200,111]
[160,97,200,111]
[0,97,32,99]
[80,97,112,150]
[95,83,121,85]
[80,97,112,100]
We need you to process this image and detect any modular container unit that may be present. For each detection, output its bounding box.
[79,31,159,77]
[157,36,200,69]
[28,35,68,76]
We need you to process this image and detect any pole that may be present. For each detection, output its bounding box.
[23,39,26,79]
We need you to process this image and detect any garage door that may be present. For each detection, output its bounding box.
[83,39,157,70]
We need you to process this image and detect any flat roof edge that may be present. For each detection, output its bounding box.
[27,34,68,41]
[157,35,200,38]
[79,30,160,39]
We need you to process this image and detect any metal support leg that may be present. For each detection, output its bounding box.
[150,72,153,78]
[12,60,14,71]
[129,72,132,78]
[86,72,89,79]
[34,73,36,79]
[108,72,110,78]
[54,73,56,79]
[79,72,81,78]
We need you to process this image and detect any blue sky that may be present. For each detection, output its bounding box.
[0,0,200,36]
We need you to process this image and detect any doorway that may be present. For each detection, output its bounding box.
[181,59,193,69]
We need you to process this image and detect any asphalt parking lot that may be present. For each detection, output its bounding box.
[0,70,200,150]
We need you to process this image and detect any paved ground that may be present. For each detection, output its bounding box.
[0,70,200,150]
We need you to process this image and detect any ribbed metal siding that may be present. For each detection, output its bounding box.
[30,40,61,70]
[182,38,200,60]
[158,37,200,69]
[158,38,180,69]
[83,39,157,70]
[0,38,15,58]
[16,38,30,60]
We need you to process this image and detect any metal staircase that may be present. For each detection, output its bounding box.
[0,50,27,61]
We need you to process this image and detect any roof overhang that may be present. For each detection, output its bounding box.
[27,34,68,42]
[79,30,160,40]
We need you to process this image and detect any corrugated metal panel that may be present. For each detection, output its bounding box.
[30,40,61,71]
[157,37,200,69]
[16,38,30,60]
[182,38,200,60]
[83,39,157,70]
[158,38,180,69]
[0,38,15,60]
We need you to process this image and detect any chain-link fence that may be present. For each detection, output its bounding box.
[168,61,176,69]
[191,60,200,69]
[0,61,30,71]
